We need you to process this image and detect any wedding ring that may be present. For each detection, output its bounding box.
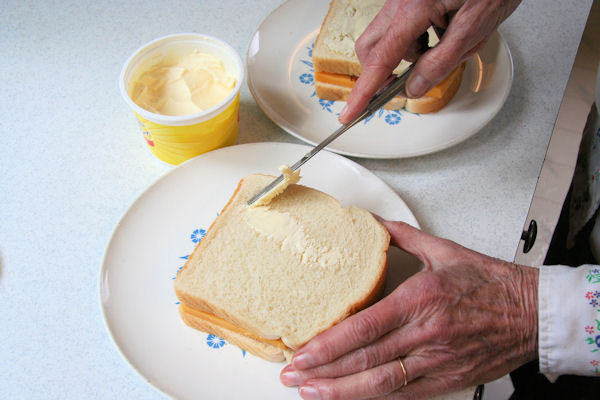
[398,358,408,387]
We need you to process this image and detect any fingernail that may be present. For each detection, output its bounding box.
[406,74,428,98]
[280,367,301,386]
[299,385,321,400]
[292,352,315,370]
[338,104,348,123]
[340,104,348,117]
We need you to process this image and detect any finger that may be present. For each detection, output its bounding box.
[355,1,398,65]
[379,376,461,400]
[405,4,500,98]
[380,220,481,271]
[403,32,429,62]
[339,2,434,124]
[432,25,446,40]
[405,41,468,98]
[379,220,444,263]
[297,356,418,400]
[281,325,424,386]
[291,294,407,370]
[357,0,449,68]
[462,34,492,59]
[379,220,432,250]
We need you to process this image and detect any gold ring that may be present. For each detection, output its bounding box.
[398,358,408,387]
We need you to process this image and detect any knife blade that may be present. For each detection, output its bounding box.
[247,64,415,206]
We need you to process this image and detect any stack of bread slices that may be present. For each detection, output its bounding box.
[174,173,390,362]
[313,0,465,114]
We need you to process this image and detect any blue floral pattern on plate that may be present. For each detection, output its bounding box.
[190,228,206,243]
[206,334,226,349]
[298,42,413,125]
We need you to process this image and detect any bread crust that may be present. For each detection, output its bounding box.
[314,54,363,78]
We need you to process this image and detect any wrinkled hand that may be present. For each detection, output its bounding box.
[280,220,538,400]
[339,0,521,124]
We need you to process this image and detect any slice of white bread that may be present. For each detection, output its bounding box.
[313,0,464,113]
[174,174,390,361]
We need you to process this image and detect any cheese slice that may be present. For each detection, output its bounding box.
[314,64,462,99]
[314,71,357,88]
[251,165,301,207]
[424,65,465,99]
[180,305,289,350]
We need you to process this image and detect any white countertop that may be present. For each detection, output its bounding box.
[0,0,592,398]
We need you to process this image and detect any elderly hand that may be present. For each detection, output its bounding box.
[339,0,521,124]
[280,220,538,400]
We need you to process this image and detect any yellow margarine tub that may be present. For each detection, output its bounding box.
[120,33,243,165]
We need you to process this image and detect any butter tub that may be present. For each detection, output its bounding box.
[120,33,243,165]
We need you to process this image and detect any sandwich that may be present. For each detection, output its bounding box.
[174,169,390,362]
[313,0,465,113]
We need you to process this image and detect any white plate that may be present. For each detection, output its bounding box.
[246,0,513,159]
[100,142,422,400]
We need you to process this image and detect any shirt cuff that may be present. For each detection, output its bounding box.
[538,264,600,379]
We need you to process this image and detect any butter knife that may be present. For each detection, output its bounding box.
[247,64,415,206]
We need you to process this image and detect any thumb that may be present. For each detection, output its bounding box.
[379,219,434,258]
[378,219,467,270]
[378,218,487,273]
[405,12,483,98]
[405,36,468,98]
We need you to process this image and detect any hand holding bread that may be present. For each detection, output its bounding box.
[281,220,539,400]
[338,0,522,124]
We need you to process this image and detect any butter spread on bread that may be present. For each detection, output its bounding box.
[251,164,301,207]
[243,206,345,268]
[321,0,386,57]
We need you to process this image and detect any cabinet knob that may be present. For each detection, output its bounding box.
[521,220,537,253]
[473,384,484,400]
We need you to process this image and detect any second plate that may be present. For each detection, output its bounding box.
[246,0,513,159]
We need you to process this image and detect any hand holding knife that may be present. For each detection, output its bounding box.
[247,64,415,206]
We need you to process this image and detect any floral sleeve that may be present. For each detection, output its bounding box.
[538,264,600,378]
[584,268,600,375]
